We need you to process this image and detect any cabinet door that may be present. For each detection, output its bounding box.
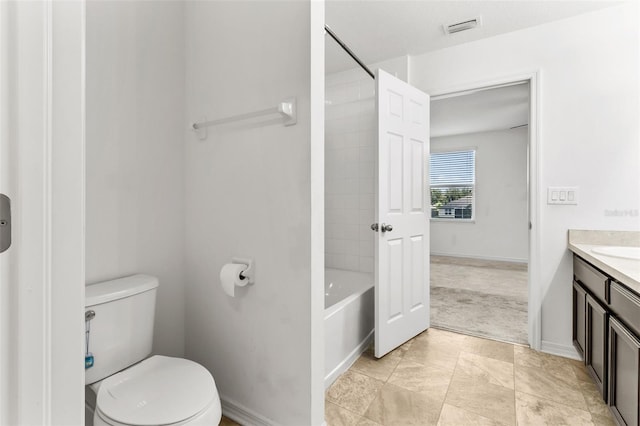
[609,316,640,426]
[586,293,608,401]
[573,281,587,359]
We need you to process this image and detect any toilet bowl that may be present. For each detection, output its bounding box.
[86,356,221,426]
[84,275,221,426]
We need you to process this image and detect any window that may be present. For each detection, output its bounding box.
[430,149,475,220]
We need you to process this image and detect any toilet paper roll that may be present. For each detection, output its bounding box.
[220,263,248,297]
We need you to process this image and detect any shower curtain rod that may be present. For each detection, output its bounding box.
[325,25,375,80]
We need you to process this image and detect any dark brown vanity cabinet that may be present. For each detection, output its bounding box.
[573,256,609,400]
[573,281,587,357]
[573,254,640,425]
[586,293,608,400]
[609,316,640,426]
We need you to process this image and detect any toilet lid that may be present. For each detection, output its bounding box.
[97,355,216,426]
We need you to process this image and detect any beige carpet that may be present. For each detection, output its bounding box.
[430,255,528,344]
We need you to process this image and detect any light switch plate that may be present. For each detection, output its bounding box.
[547,187,578,205]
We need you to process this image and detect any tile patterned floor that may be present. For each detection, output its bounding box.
[325,328,616,426]
[220,416,241,426]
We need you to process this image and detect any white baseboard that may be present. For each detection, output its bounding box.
[324,330,374,389]
[430,251,527,264]
[221,396,328,426]
[540,340,582,361]
[221,397,277,426]
[430,251,529,263]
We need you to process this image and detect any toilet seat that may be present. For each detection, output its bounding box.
[95,355,219,426]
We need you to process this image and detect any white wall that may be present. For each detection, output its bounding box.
[325,56,408,274]
[85,1,186,357]
[184,2,320,424]
[411,3,640,352]
[431,129,528,262]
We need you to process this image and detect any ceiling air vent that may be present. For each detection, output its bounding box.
[444,17,482,35]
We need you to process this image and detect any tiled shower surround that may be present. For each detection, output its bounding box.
[325,71,376,273]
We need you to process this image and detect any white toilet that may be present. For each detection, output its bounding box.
[84,274,221,426]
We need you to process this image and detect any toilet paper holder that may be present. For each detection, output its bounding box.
[232,257,254,284]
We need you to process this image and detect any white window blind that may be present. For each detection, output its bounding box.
[430,150,475,220]
[430,150,475,186]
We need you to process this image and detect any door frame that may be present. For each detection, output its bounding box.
[428,70,541,350]
[1,1,86,424]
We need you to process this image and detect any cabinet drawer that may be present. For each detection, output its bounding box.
[574,256,608,302]
[610,281,640,337]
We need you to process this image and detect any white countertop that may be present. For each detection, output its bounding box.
[568,230,640,294]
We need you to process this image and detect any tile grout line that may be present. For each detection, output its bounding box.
[326,400,376,425]
[513,349,607,423]
[359,342,408,424]
[575,378,612,421]
[515,385,596,417]
[329,348,403,423]
[572,364,611,421]
[435,348,463,425]
[513,345,518,426]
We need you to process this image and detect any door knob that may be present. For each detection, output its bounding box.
[381,223,393,233]
[371,223,379,232]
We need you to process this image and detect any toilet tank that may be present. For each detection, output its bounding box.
[84,274,159,385]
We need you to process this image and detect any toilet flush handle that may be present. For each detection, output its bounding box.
[85,310,96,369]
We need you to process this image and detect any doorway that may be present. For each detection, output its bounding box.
[429,81,531,345]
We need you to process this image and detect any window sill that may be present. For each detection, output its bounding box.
[430,218,475,223]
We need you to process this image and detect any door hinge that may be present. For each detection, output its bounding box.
[0,194,11,253]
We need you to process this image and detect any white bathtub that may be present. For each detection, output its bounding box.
[324,268,374,388]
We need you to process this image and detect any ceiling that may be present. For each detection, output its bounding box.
[430,82,530,137]
[325,1,624,136]
[326,0,623,73]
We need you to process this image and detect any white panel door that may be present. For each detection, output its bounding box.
[374,69,430,358]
